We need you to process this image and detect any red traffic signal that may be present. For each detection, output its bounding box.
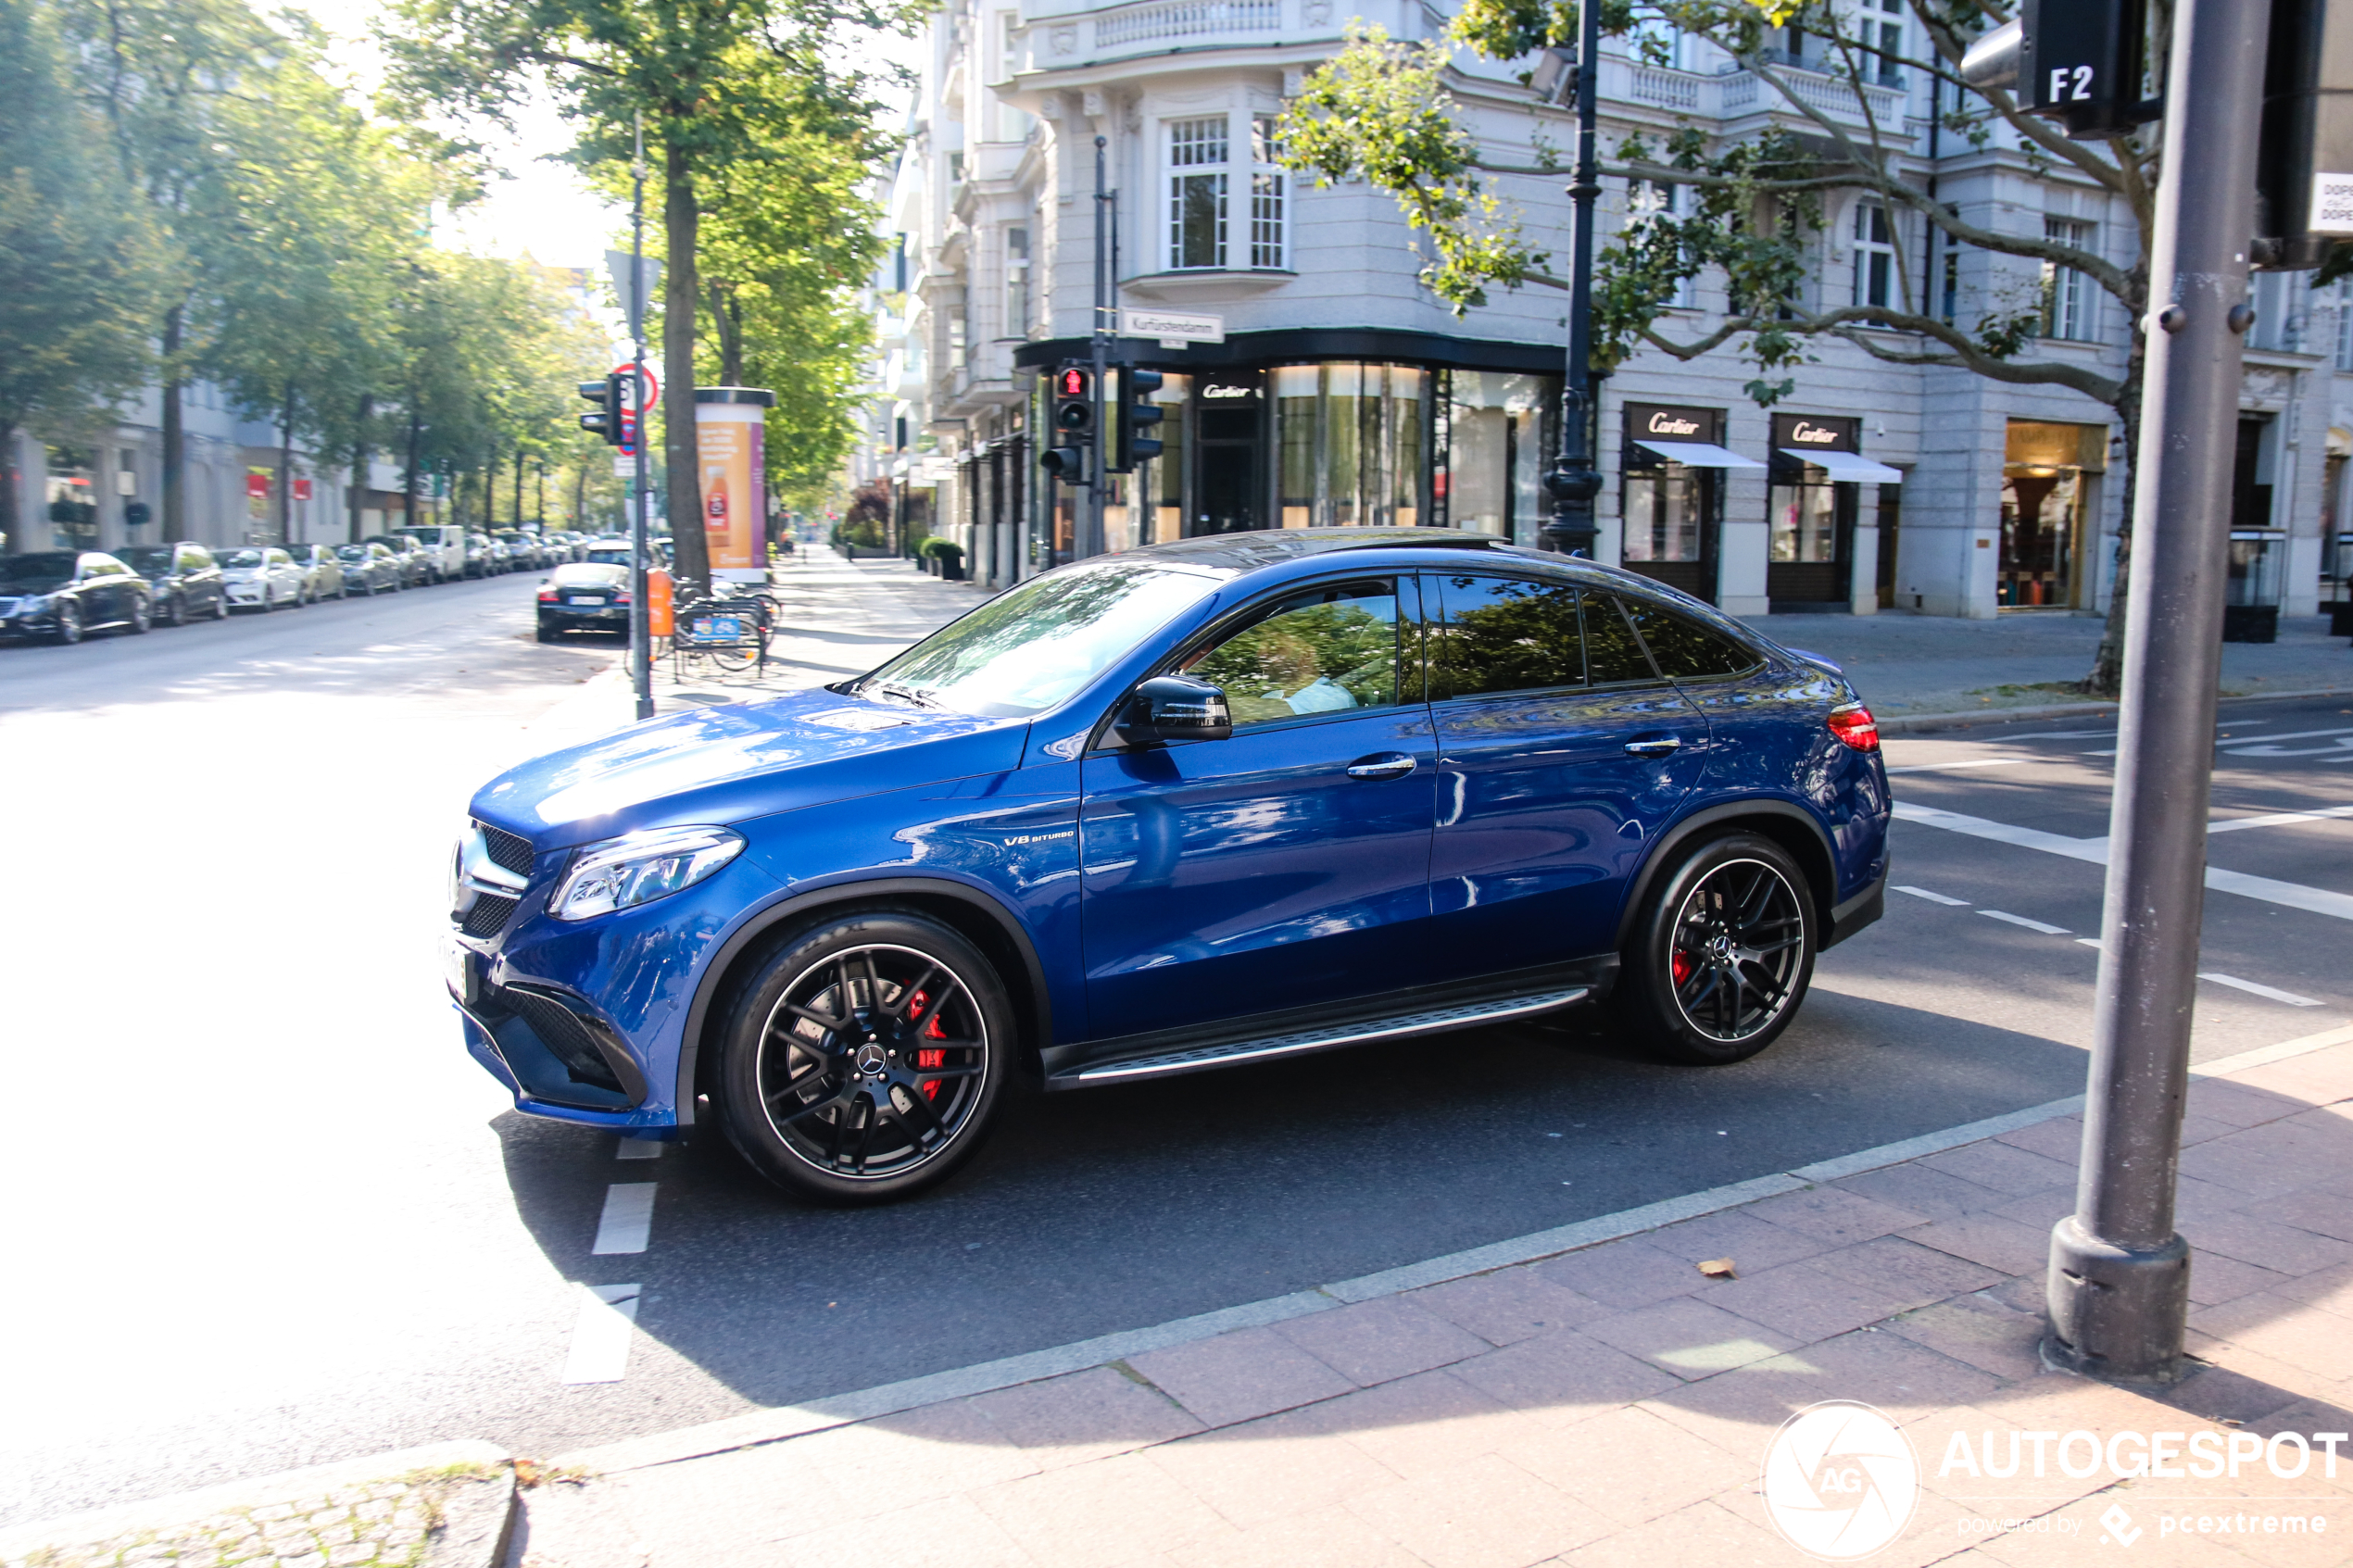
[1057,367,1089,398]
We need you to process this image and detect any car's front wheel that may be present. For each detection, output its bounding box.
[715,911,1013,1205]
[1616,833,1816,1066]
[163,594,185,628]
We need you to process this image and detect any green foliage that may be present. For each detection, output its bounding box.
[1192,599,1399,723]
[916,535,963,560]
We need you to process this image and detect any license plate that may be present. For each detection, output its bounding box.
[444,937,481,1007]
[565,594,606,605]
[693,615,743,640]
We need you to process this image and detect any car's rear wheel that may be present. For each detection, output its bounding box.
[51,602,82,645]
[1617,833,1815,1066]
[127,598,151,634]
[715,911,1013,1204]
[164,594,185,628]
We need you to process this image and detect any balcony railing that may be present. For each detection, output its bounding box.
[1094,0,1280,48]
[1614,56,1912,140]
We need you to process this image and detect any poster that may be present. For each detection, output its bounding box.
[695,390,772,579]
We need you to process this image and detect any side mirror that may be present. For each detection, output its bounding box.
[1117,674,1233,746]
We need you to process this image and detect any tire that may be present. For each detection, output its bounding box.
[211,593,229,621]
[1615,833,1817,1066]
[714,910,1014,1205]
[127,598,151,634]
[164,594,185,628]
[51,601,82,645]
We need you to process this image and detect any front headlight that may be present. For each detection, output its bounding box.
[549,825,746,922]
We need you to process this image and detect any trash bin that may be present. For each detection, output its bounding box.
[2222,531,2283,644]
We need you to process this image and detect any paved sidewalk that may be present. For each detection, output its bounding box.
[1743,610,2350,718]
[499,1026,2353,1568]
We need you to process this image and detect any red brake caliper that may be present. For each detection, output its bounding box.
[909,990,949,1098]
[1671,949,1693,986]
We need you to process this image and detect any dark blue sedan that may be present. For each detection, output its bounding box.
[449,529,1890,1202]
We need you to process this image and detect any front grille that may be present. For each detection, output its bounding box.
[462,894,519,936]
[480,823,535,876]
[497,985,623,1091]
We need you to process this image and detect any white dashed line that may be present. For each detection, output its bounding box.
[2076,937,2104,949]
[616,1137,665,1160]
[591,1183,658,1255]
[1882,758,2037,775]
[1978,909,2072,935]
[2196,972,2323,1007]
[1894,885,1970,906]
[2205,804,2353,834]
[561,1285,641,1384]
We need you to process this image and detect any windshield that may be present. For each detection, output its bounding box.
[219,549,267,570]
[116,546,175,572]
[335,546,371,561]
[856,560,1224,718]
[1,553,76,587]
[585,548,630,565]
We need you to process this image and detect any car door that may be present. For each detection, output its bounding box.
[1424,572,1711,976]
[1078,575,1438,1037]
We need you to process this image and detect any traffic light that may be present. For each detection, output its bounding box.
[1040,363,1092,483]
[577,374,627,445]
[2255,0,2353,270]
[1112,366,1165,472]
[1959,0,2155,140]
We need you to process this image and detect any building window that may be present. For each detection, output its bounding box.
[993,11,1033,140]
[2041,218,2097,341]
[1005,225,1030,337]
[948,311,967,370]
[1937,204,1959,323]
[1852,200,1895,314]
[1866,0,1904,85]
[1169,117,1229,269]
[1249,116,1285,270]
[2335,281,2353,370]
[1628,182,1695,307]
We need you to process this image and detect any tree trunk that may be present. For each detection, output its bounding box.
[402,405,421,540]
[278,382,297,544]
[161,303,185,543]
[512,446,524,528]
[349,392,373,545]
[663,136,710,593]
[711,282,744,386]
[0,419,19,550]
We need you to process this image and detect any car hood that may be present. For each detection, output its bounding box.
[469,686,1032,851]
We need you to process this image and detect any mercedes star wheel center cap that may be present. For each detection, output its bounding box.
[854,1043,888,1077]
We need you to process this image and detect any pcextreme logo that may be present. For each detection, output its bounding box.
[1761,1400,1920,1560]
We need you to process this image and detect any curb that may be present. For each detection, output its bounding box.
[1875,682,2349,734]
[549,1022,2353,1480]
[0,1441,516,1568]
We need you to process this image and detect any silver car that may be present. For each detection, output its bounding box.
[281,544,347,604]
[218,546,307,612]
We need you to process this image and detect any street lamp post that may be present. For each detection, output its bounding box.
[1539,0,1604,557]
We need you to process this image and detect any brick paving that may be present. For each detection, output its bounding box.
[5,1475,453,1568]
[511,1030,2353,1567]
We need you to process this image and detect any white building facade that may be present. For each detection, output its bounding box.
[860,0,2353,623]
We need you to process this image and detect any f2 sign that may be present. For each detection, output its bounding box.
[2020,0,2149,139]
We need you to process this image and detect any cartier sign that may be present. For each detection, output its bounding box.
[1623,403,1722,446]
[1202,382,1260,400]
[1769,413,1859,454]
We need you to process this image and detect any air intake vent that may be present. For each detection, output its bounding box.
[480,823,535,876]
[462,894,519,937]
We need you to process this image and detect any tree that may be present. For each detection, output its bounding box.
[0,0,160,552]
[380,0,911,590]
[1280,2,2166,696]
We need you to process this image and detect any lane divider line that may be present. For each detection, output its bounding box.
[561,1285,641,1385]
[591,1184,658,1256]
[2206,804,2353,835]
[1980,909,2073,935]
[1895,885,1970,906]
[1882,758,2036,775]
[2197,972,2323,1008]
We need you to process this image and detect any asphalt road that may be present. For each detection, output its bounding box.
[5,580,2348,1526]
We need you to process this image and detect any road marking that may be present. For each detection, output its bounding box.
[561,1285,641,1385]
[1980,909,2072,935]
[2219,723,2353,749]
[2197,972,2323,1007]
[591,1184,658,1255]
[1895,885,1970,906]
[1882,758,2036,775]
[616,1137,665,1160]
[2206,804,2353,834]
[2076,937,2104,949]
[1893,802,2353,922]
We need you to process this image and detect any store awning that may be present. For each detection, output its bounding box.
[1633,438,1766,469]
[1781,448,1904,483]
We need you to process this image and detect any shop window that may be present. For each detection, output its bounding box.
[2040,219,2097,341]
[1438,370,1552,543]
[1149,372,1190,543]
[2000,420,2105,608]
[1852,201,1895,315]
[1274,363,1423,529]
[1169,118,1229,269]
[44,445,96,550]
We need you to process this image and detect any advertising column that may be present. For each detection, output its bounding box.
[695,387,775,584]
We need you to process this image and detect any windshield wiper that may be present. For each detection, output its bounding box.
[872,681,942,710]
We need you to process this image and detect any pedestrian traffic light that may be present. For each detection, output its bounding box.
[578,374,627,445]
[1040,363,1092,483]
[1111,366,1165,472]
[2255,0,2353,270]
[1959,0,2155,140]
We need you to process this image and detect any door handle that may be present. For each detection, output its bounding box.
[1623,736,1683,758]
[1346,754,1418,780]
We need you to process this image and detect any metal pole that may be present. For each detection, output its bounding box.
[1088,133,1110,559]
[629,111,654,722]
[2046,0,2267,1384]
[1539,1,1603,555]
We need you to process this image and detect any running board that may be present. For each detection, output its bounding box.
[1060,986,1592,1086]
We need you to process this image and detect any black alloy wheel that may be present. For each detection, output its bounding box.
[51,601,82,645]
[716,911,1013,1204]
[163,593,185,628]
[127,597,151,634]
[1616,833,1816,1065]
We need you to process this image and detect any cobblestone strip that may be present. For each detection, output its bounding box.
[2,1467,492,1568]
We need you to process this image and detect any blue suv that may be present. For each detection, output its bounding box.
[450,529,1890,1202]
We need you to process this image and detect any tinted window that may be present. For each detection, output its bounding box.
[1431,574,1582,698]
[1581,596,1658,684]
[117,546,174,572]
[1618,597,1760,679]
[180,547,211,570]
[1187,580,1402,727]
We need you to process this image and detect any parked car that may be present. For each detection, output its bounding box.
[333,541,405,596]
[218,546,307,612]
[281,544,346,604]
[497,531,549,571]
[448,528,1892,1203]
[114,542,227,625]
[0,550,153,642]
[535,562,631,641]
[394,523,465,583]
[365,535,433,588]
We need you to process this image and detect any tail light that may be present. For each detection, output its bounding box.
[615,593,632,606]
[1827,704,1881,753]
[537,589,559,603]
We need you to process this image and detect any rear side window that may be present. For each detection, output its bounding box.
[1617,597,1761,679]
[1581,596,1657,684]
[1429,574,1583,698]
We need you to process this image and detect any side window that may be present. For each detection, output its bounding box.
[1430,574,1583,699]
[1186,579,1402,727]
[1581,595,1659,684]
[1618,596,1761,679]
[185,547,212,570]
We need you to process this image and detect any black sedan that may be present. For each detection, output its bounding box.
[333,541,406,596]
[535,562,630,640]
[0,551,153,643]
[114,543,227,625]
